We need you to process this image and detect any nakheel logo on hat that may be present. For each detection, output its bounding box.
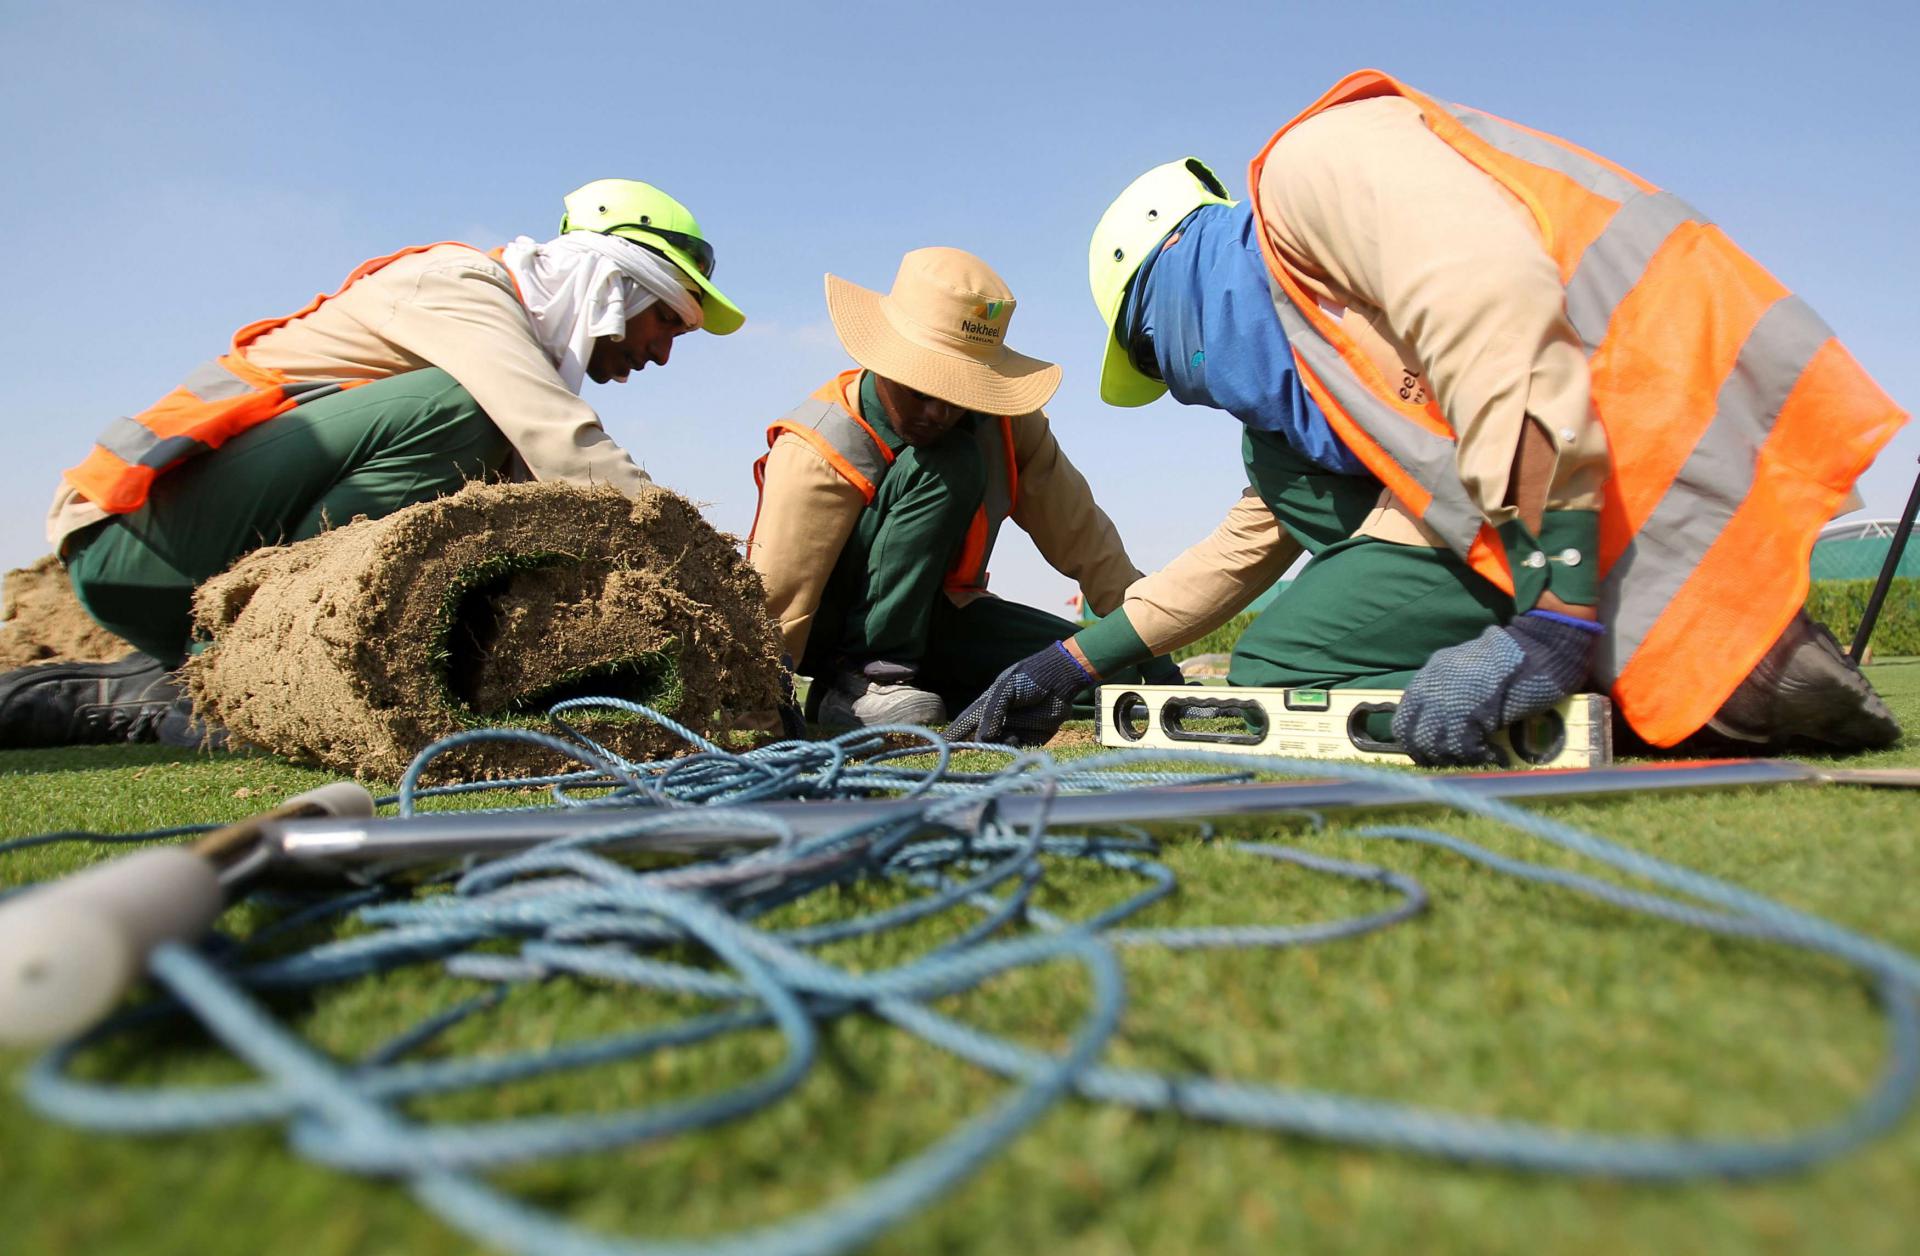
[961,300,1008,344]
[823,246,1062,415]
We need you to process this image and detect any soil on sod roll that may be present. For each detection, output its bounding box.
[0,555,134,669]
[185,481,786,781]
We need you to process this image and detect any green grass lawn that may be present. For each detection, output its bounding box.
[4,666,1920,1255]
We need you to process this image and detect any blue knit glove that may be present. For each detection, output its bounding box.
[947,642,1095,746]
[1392,611,1604,766]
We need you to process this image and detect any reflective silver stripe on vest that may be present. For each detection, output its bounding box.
[186,360,349,408]
[94,417,210,471]
[1442,105,1710,351]
[1593,295,1834,684]
[95,417,160,463]
[1444,106,1643,203]
[1265,275,1484,558]
[179,358,254,402]
[95,362,341,471]
[87,358,249,474]
[283,381,348,407]
[776,397,892,492]
[138,434,213,470]
[1564,191,1703,349]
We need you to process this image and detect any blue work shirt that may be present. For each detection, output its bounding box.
[1124,202,1367,476]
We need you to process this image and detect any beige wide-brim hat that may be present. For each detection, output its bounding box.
[825,246,1062,415]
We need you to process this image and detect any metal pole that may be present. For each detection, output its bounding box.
[1848,455,1920,661]
[264,760,1823,868]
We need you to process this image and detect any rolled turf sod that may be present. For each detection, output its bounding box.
[185,481,785,781]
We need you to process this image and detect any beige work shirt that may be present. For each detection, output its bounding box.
[1116,96,1612,656]
[48,244,654,549]
[747,370,1144,664]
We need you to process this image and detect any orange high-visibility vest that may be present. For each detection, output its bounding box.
[63,242,504,514]
[750,370,1020,596]
[1248,70,1908,745]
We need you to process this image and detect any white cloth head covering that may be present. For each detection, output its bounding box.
[498,233,704,393]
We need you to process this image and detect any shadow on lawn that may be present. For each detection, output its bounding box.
[0,743,257,777]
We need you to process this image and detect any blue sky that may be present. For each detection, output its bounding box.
[3,0,1914,614]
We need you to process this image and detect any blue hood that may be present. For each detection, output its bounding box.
[1124,203,1366,476]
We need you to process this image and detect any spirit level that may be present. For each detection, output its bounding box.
[1095,684,1612,769]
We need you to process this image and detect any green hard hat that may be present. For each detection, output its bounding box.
[560,178,745,335]
[1087,158,1234,406]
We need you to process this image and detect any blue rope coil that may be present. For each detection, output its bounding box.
[14,699,1920,1255]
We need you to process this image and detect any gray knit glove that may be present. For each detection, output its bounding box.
[1392,612,1603,766]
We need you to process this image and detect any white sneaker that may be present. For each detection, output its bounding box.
[817,669,947,728]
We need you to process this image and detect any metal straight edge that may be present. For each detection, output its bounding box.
[263,760,1824,869]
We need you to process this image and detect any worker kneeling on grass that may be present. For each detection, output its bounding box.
[950,69,1907,762]
[747,246,1180,728]
[0,179,745,749]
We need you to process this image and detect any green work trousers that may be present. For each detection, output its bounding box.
[1227,430,1512,690]
[800,423,1137,714]
[66,368,510,665]
[811,420,988,675]
[915,596,1098,714]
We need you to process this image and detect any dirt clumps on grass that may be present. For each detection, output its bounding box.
[185,481,785,781]
[0,555,134,668]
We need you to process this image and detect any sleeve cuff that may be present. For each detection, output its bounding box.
[1495,510,1600,611]
[1538,510,1601,607]
[1073,607,1152,677]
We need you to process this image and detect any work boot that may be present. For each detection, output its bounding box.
[0,653,221,749]
[817,661,947,729]
[1705,612,1900,750]
[152,691,229,751]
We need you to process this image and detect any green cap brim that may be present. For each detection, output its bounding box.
[1098,325,1168,407]
[611,228,746,336]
